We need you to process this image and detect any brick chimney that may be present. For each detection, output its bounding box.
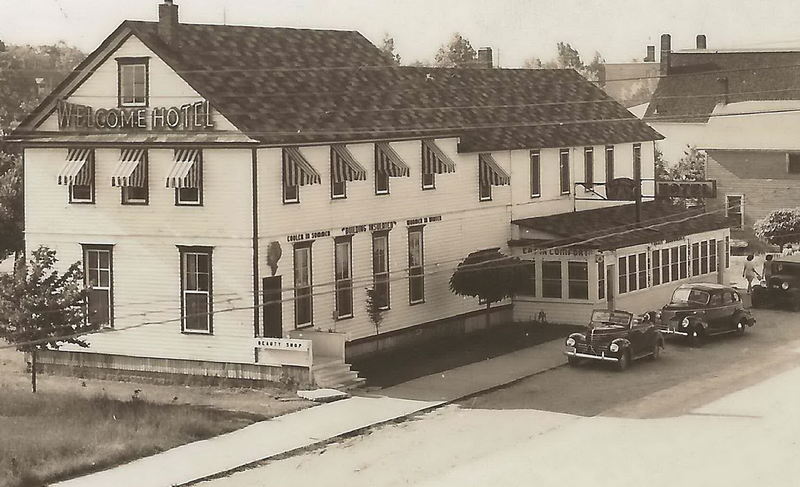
[660,34,671,76]
[158,0,179,46]
[696,34,707,49]
[644,45,655,62]
[477,47,493,68]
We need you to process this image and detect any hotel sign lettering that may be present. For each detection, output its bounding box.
[56,99,215,131]
[656,180,717,199]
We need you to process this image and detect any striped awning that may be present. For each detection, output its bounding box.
[422,139,456,175]
[57,148,92,186]
[331,145,367,183]
[375,142,410,177]
[111,149,146,187]
[479,153,510,186]
[165,149,201,189]
[283,147,321,186]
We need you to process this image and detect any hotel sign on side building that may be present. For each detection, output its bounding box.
[55,99,215,130]
[656,180,717,199]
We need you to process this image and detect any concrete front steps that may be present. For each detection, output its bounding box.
[312,359,365,390]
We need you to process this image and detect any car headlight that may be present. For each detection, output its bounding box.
[782,282,790,290]
[759,280,767,287]
[609,343,619,353]
[566,337,576,347]
[681,317,690,327]
[656,311,662,320]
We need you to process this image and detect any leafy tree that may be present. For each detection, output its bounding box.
[0,150,23,259]
[666,146,706,181]
[450,248,531,325]
[434,33,478,68]
[365,287,384,336]
[523,57,544,69]
[754,208,800,249]
[0,246,93,392]
[523,42,604,81]
[379,34,401,65]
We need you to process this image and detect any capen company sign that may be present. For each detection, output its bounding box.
[56,99,215,130]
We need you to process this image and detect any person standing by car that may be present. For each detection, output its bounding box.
[763,254,774,282]
[743,254,761,293]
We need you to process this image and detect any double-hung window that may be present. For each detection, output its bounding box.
[619,252,647,294]
[652,250,661,286]
[559,149,570,194]
[117,58,148,106]
[83,245,113,328]
[605,145,615,182]
[372,231,391,309]
[70,158,95,203]
[530,150,541,198]
[542,261,562,298]
[408,227,424,304]
[568,261,589,299]
[726,195,744,230]
[168,149,203,206]
[59,148,95,204]
[180,247,212,334]
[334,237,353,319]
[700,240,709,274]
[583,147,594,190]
[293,242,313,328]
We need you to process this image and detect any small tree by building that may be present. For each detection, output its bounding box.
[449,248,531,326]
[754,208,800,250]
[0,246,93,392]
[365,287,384,336]
[434,33,478,68]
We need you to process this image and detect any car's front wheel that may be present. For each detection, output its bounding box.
[735,318,747,336]
[689,328,704,347]
[616,351,630,371]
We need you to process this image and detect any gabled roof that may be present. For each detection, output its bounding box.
[17,20,662,150]
[511,201,729,251]
[644,51,800,123]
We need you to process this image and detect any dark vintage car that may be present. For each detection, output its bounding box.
[564,309,664,371]
[752,255,800,311]
[647,283,755,345]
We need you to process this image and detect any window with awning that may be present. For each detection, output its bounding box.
[375,142,410,178]
[111,148,146,187]
[422,139,456,175]
[283,147,321,186]
[57,148,93,186]
[331,145,367,183]
[478,153,511,186]
[166,149,201,189]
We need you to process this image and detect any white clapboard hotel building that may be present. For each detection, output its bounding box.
[14,1,731,386]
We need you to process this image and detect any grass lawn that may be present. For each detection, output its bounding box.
[0,348,312,487]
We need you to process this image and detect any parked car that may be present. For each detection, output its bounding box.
[564,309,664,371]
[752,255,800,311]
[646,283,755,346]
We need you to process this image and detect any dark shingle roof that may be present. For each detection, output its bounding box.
[644,51,800,123]
[18,21,662,150]
[511,201,729,251]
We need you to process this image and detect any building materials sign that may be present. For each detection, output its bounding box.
[656,180,717,199]
[55,99,215,130]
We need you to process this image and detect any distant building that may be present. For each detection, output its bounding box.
[600,44,660,108]
[645,33,800,246]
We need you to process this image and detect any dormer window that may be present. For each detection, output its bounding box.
[118,58,149,107]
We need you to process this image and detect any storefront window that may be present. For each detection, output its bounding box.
[542,261,562,298]
[408,227,424,304]
[652,251,661,286]
[334,237,352,319]
[679,245,688,279]
[709,239,717,273]
[701,241,709,274]
[618,256,627,294]
[620,251,647,294]
[293,243,313,328]
[638,253,647,289]
[662,248,671,283]
[372,232,390,309]
[568,261,588,299]
[691,242,700,277]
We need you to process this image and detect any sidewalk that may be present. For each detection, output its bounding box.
[53,338,568,487]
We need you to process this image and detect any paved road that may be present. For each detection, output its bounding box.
[461,308,800,417]
[196,308,800,487]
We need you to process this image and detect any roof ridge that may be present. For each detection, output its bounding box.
[123,19,360,34]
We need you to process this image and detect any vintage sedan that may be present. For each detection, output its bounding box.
[752,255,800,311]
[647,283,755,346]
[564,309,664,371]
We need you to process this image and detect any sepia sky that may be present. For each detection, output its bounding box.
[2,0,800,66]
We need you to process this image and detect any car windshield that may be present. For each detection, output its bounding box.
[671,287,710,305]
[589,310,631,328]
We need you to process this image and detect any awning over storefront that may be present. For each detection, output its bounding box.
[57,148,92,186]
[283,147,321,186]
[422,139,456,174]
[331,145,367,183]
[165,149,201,188]
[375,142,410,177]
[479,153,510,186]
[111,149,146,187]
